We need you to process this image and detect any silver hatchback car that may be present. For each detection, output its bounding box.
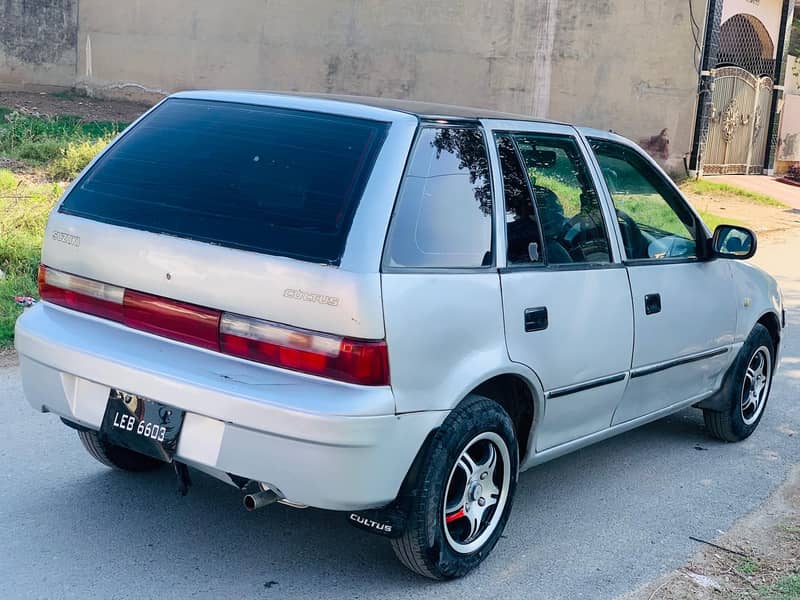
[16,91,784,579]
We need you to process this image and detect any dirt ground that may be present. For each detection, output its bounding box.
[684,188,800,238]
[0,346,18,368]
[620,467,800,600]
[0,90,150,123]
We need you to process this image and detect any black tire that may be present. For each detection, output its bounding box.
[77,430,165,472]
[390,394,519,580]
[703,324,775,442]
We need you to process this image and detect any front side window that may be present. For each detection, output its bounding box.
[497,132,610,265]
[591,140,698,261]
[384,126,493,268]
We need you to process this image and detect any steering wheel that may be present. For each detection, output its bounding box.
[616,210,648,259]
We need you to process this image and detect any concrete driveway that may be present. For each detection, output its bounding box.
[1,236,798,600]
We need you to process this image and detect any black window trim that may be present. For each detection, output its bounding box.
[494,129,616,272]
[380,122,497,273]
[588,137,711,266]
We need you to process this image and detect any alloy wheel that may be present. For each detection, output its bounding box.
[740,345,771,426]
[442,431,511,554]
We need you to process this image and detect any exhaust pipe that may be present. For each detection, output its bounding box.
[243,488,280,511]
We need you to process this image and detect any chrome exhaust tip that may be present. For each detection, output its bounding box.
[243,488,280,511]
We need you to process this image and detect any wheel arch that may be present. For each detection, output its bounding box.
[468,371,542,464]
[756,310,781,369]
[396,368,543,504]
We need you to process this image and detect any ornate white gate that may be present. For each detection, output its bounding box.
[704,67,773,175]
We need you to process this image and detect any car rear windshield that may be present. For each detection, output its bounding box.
[59,98,389,264]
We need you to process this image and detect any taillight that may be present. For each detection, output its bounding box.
[123,290,221,351]
[38,265,124,321]
[220,313,390,386]
[37,265,390,386]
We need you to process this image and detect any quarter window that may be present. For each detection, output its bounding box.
[497,132,611,265]
[384,126,493,268]
[591,140,698,261]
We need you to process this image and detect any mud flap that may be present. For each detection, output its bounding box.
[347,504,407,539]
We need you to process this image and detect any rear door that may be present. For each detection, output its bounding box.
[484,121,634,451]
[586,136,737,424]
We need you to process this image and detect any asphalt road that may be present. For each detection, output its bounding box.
[1,234,798,600]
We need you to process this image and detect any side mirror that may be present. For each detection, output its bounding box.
[712,225,757,260]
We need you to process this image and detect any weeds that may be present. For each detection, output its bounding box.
[48,139,108,180]
[0,109,121,172]
[0,103,124,346]
[0,169,62,343]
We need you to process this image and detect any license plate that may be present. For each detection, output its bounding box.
[100,389,185,462]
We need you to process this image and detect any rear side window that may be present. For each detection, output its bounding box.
[59,98,389,265]
[383,126,493,268]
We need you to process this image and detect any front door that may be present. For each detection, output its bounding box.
[485,122,634,451]
[587,138,737,425]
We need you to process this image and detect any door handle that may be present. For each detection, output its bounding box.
[524,307,548,332]
[644,293,661,315]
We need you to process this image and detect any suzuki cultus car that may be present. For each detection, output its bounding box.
[16,92,783,579]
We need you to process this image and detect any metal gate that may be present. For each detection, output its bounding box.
[704,66,773,175]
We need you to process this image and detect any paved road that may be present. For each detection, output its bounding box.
[1,236,798,600]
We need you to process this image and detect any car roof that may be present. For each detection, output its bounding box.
[172,89,566,125]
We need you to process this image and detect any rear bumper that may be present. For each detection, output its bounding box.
[15,304,446,510]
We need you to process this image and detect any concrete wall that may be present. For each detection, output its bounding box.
[549,1,704,171]
[0,0,709,170]
[0,0,78,88]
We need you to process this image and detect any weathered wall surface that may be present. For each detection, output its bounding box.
[0,0,706,168]
[74,0,563,115]
[549,1,704,171]
[0,0,78,87]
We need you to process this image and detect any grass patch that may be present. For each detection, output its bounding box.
[0,109,122,173]
[738,558,762,575]
[0,169,62,344]
[699,210,744,232]
[0,106,127,346]
[48,139,108,180]
[681,178,788,208]
[772,574,800,599]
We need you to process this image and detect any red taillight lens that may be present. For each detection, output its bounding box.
[38,265,390,386]
[123,290,221,350]
[220,313,390,386]
[38,265,124,321]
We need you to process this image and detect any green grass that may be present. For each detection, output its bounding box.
[48,139,109,180]
[681,178,788,208]
[738,559,762,575]
[773,574,800,599]
[757,574,800,599]
[0,105,126,346]
[699,210,744,232]
[0,109,123,176]
[0,170,62,343]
